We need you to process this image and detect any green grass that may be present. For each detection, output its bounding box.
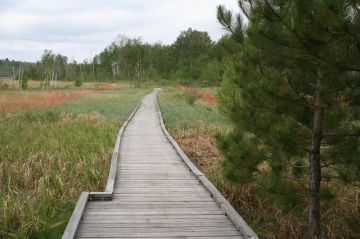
[0,87,149,238]
[158,88,230,131]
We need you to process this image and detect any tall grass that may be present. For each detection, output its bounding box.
[0,88,149,238]
[158,87,360,239]
[158,88,230,130]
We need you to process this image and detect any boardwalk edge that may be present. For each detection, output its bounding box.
[155,88,259,239]
[62,92,147,239]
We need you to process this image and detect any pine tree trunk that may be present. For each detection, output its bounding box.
[308,83,323,239]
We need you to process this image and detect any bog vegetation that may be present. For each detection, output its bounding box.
[1,0,359,238]
[158,88,360,239]
[0,88,148,238]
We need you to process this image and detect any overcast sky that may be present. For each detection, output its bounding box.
[0,0,239,62]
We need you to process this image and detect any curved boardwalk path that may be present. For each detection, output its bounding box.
[72,90,257,239]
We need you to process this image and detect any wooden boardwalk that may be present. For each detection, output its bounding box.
[64,89,258,239]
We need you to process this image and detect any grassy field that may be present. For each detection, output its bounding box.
[0,79,129,90]
[158,87,360,239]
[0,87,149,238]
[0,82,125,115]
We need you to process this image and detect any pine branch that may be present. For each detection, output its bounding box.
[258,182,305,195]
[217,5,245,43]
[263,0,332,69]
[323,131,360,137]
[338,111,360,130]
[238,0,251,20]
[286,78,314,109]
[289,117,313,135]
[217,5,235,35]
[321,161,353,168]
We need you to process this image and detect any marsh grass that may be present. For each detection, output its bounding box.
[158,88,230,130]
[158,87,360,239]
[0,87,149,238]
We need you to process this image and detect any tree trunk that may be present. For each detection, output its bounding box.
[12,67,16,81]
[308,83,323,239]
[18,65,21,89]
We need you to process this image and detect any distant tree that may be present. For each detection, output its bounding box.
[173,28,213,82]
[25,64,41,81]
[54,54,68,81]
[199,60,223,86]
[40,50,55,88]
[40,50,70,87]
[74,77,82,87]
[21,71,28,89]
[217,1,360,238]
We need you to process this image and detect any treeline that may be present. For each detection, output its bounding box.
[1,28,239,87]
[96,29,238,85]
[0,59,30,77]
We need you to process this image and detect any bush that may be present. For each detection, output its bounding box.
[21,74,28,89]
[0,82,9,89]
[74,78,82,87]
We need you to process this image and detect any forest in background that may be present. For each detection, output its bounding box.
[0,28,239,88]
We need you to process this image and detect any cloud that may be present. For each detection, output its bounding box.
[0,0,239,62]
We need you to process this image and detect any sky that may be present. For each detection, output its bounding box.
[0,0,239,62]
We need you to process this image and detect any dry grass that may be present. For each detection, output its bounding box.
[0,79,74,89]
[0,90,95,115]
[176,84,217,104]
[0,83,120,115]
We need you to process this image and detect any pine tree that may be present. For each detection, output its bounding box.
[217,0,360,238]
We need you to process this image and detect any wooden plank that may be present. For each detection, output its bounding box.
[84,209,224,215]
[80,218,235,224]
[77,226,238,232]
[62,192,89,239]
[85,202,217,206]
[86,204,220,210]
[83,215,228,220]
[78,222,235,228]
[78,237,243,239]
[76,230,242,238]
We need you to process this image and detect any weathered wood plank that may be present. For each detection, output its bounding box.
[62,192,89,239]
[80,218,235,224]
[76,230,243,238]
[77,226,238,233]
[78,237,243,239]
[77,221,235,228]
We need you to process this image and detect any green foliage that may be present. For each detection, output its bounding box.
[173,28,214,80]
[0,59,31,77]
[74,77,82,87]
[217,0,360,236]
[93,30,237,86]
[199,60,223,86]
[21,73,28,89]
